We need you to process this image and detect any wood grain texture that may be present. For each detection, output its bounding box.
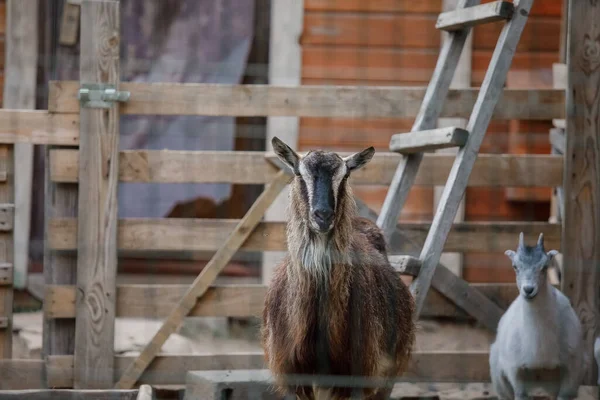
[561,0,600,386]
[377,0,477,241]
[4,0,39,290]
[48,81,565,120]
[46,218,561,254]
[114,171,290,389]
[0,389,139,400]
[0,263,12,286]
[44,282,522,321]
[0,359,45,390]
[304,0,443,13]
[389,127,469,153]
[410,0,535,323]
[74,0,120,389]
[54,351,490,387]
[436,1,514,31]
[0,148,13,358]
[49,149,564,187]
[0,111,78,145]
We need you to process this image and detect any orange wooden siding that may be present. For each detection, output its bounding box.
[299,0,563,283]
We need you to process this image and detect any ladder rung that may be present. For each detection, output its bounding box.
[389,255,421,277]
[436,1,514,31]
[0,263,12,286]
[389,127,469,154]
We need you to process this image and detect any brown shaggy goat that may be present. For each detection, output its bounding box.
[262,137,415,400]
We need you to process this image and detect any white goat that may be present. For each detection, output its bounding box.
[489,232,585,400]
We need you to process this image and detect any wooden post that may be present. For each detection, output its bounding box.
[74,0,121,389]
[561,0,600,386]
[4,0,39,291]
[262,0,303,285]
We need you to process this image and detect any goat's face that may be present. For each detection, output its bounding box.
[272,137,375,234]
[504,232,558,300]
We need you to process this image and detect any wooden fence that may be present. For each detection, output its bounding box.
[0,0,573,392]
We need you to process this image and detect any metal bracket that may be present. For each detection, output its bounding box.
[78,83,130,109]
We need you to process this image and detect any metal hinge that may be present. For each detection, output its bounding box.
[78,83,131,109]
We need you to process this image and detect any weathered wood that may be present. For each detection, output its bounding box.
[0,111,78,145]
[0,150,14,358]
[0,317,8,329]
[436,1,514,31]
[0,264,12,286]
[47,218,561,254]
[50,149,564,187]
[389,127,469,154]
[135,385,152,400]
[549,128,565,154]
[58,1,81,46]
[48,81,565,120]
[0,359,45,390]
[410,0,535,325]
[74,0,120,389]
[0,205,14,231]
[376,0,478,240]
[44,282,522,321]
[0,389,139,400]
[52,351,492,387]
[4,0,39,290]
[114,171,290,389]
[561,0,600,386]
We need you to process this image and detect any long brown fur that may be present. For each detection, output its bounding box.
[262,148,415,400]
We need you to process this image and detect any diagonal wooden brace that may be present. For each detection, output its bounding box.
[114,169,291,389]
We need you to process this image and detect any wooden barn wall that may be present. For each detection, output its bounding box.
[299,0,562,283]
[0,1,6,104]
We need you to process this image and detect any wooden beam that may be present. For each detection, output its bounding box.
[0,389,139,400]
[48,81,565,120]
[47,218,562,254]
[389,127,469,154]
[44,282,521,321]
[0,359,45,390]
[49,149,565,187]
[561,0,600,386]
[4,0,39,290]
[114,171,290,389]
[0,264,12,286]
[0,151,14,358]
[74,0,120,389]
[436,1,514,31]
[0,111,78,145]
[51,351,492,387]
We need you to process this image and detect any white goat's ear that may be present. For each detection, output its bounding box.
[272,136,300,174]
[505,250,517,262]
[344,147,375,172]
[547,250,559,260]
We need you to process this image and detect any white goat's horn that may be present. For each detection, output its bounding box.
[537,232,544,247]
[518,232,525,249]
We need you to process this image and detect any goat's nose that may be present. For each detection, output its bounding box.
[522,285,534,295]
[313,208,333,224]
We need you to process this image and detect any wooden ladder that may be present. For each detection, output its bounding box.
[377,0,534,318]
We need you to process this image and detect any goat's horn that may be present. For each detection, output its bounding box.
[537,232,544,247]
[518,232,525,250]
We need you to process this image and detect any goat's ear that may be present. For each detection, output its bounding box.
[272,136,300,174]
[504,250,517,263]
[344,146,375,172]
[547,249,559,260]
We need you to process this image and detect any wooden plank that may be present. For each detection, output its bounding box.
[304,0,443,13]
[410,0,535,327]
[48,81,565,120]
[377,0,476,241]
[4,0,39,290]
[0,111,78,145]
[264,0,303,286]
[0,264,11,286]
[0,204,13,231]
[0,151,14,358]
[389,127,469,154]
[561,0,600,386]
[58,2,81,46]
[436,1,514,31]
[0,359,45,390]
[47,218,562,254]
[50,150,564,187]
[0,389,138,400]
[45,282,521,321]
[74,0,120,389]
[52,351,491,387]
[549,128,565,154]
[114,171,290,389]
